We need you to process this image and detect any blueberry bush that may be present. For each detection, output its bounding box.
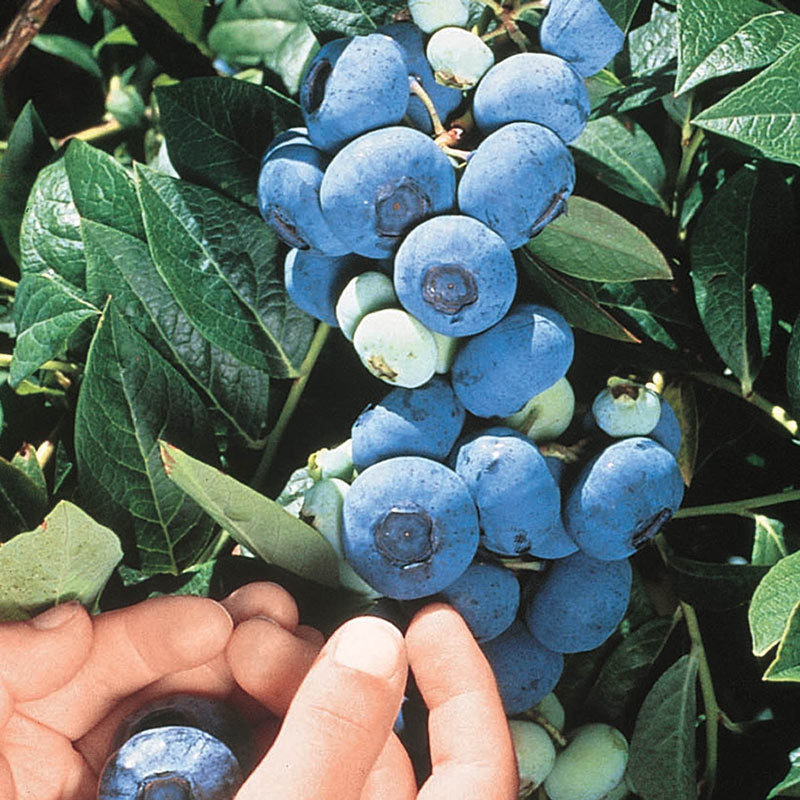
[2,0,800,797]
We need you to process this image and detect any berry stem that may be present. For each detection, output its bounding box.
[408,77,446,136]
[473,0,508,16]
[672,488,800,519]
[672,124,705,220]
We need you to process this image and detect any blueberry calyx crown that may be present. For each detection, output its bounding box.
[138,774,191,800]
[528,188,570,237]
[374,178,430,238]
[301,58,332,114]
[375,505,436,565]
[422,264,478,314]
[631,508,673,549]
[267,206,309,250]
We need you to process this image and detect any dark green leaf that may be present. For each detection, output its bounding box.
[768,747,800,798]
[667,554,769,611]
[692,44,800,167]
[160,441,340,587]
[297,0,405,36]
[135,165,313,376]
[75,303,216,574]
[526,196,672,282]
[572,116,669,211]
[140,0,211,55]
[155,78,300,207]
[675,0,800,95]
[764,601,800,682]
[0,102,54,263]
[787,311,800,420]
[749,550,800,656]
[627,654,699,800]
[31,34,103,79]
[600,0,642,32]
[0,455,49,540]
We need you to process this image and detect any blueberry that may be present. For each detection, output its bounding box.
[480,620,563,714]
[540,0,626,77]
[457,122,576,249]
[451,302,575,418]
[451,426,577,558]
[299,34,410,152]
[562,437,684,560]
[335,270,398,341]
[591,378,661,437]
[508,719,557,794]
[425,27,494,90]
[524,550,632,653]
[258,139,349,255]
[501,377,575,443]
[341,455,479,599]
[320,126,456,258]
[472,53,590,142]
[97,726,243,800]
[378,22,463,133]
[439,559,520,642]
[649,395,682,456]
[407,0,470,33]
[351,375,466,471]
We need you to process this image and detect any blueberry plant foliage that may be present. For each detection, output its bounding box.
[1,0,800,798]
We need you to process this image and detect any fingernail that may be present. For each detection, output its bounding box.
[31,601,81,630]
[332,617,402,679]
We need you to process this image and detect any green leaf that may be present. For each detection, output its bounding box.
[764,601,800,681]
[11,443,46,494]
[0,101,54,263]
[297,0,405,35]
[675,0,800,95]
[0,500,123,621]
[666,554,769,611]
[75,303,216,575]
[626,654,699,800]
[768,747,800,798]
[31,34,103,80]
[600,0,642,32]
[140,0,211,55]
[10,272,99,387]
[749,550,800,656]
[690,165,789,396]
[526,196,672,283]
[571,116,669,211]
[159,441,340,588]
[751,515,789,566]
[692,44,800,167]
[209,0,319,94]
[0,455,49,540]
[135,165,313,376]
[155,78,300,207]
[92,25,138,56]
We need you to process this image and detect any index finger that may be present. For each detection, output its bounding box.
[405,603,519,800]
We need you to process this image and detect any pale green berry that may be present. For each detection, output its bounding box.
[503,378,575,442]
[508,719,557,797]
[544,723,629,800]
[352,308,438,388]
[307,439,354,481]
[335,271,397,341]
[426,27,495,90]
[532,692,566,732]
[592,377,661,437]
[432,331,459,374]
[408,0,470,33]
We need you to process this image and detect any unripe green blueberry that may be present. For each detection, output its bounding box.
[533,692,566,732]
[544,723,629,800]
[352,308,438,388]
[508,719,557,796]
[502,378,575,443]
[432,331,459,374]
[426,27,495,89]
[307,439,354,481]
[408,0,470,33]
[335,271,397,340]
[592,377,661,436]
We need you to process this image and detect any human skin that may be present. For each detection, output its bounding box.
[0,584,517,800]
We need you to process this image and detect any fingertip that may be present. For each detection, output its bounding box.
[220,582,300,630]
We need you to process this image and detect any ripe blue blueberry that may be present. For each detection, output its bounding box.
[393,215,517,336]
[451,302,575,418]
[258,139,349,255]
[341,455,479,599]
[563,437,685,560]
[452,427,577,558]
[457,122,576,249]
[524,550,632,653]
[540,0,626,77]
[320,126,456,258]
[97,726,243,800]
[472,53,590,143]
[649,395,682,456]
[439,560,520,642]
[299,34,410,152]
[480,620,564,714]
[351,375,466,471]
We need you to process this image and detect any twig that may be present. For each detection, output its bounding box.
[0,0,63,81]
[673,488,800,519]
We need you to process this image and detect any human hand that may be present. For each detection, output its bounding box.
[227,601,519,800]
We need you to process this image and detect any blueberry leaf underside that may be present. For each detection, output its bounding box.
[763,601,800,682]
[0,457,49,540]
[297,0,407,36]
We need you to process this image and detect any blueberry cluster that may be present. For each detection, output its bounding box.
[259,0,625,390]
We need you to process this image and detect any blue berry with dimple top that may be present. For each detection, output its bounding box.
[341,456,479,599]
[451,427,577,558]
[320,126,456,258]
[524,550,632,653]
[472,53,590,142]
[457,122,576,249]
[563,437,684,560]
[480,621,564,714]
[393,215,517,337]
[351,376,466,471]
[439,560,520,642]
[451,302,574,418]
[300,34,410,153]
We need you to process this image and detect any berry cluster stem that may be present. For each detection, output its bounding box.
[673,488,800,520]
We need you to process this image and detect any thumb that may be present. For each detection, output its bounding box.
[235,615,407,800]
